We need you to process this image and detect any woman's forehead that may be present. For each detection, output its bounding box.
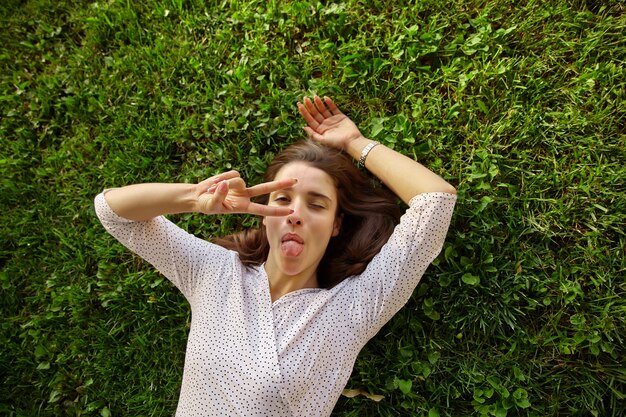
[273,162,337,197]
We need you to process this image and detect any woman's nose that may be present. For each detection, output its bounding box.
[287,203,303,225]
[287,212,303,225]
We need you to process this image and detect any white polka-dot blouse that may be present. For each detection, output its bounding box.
[94,191,456,417]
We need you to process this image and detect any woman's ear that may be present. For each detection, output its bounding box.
[332,213,343,237]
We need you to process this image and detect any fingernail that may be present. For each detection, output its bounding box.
[290,209,295,214]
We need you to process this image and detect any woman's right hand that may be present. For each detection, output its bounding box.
[195,171,296,217]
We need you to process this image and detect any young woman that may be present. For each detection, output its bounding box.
[95,96,457,416]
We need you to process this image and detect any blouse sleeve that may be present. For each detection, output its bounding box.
[348,192,456,342]
[94,191,234,300]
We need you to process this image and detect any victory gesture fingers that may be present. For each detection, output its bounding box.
[297,95,363,150]
[196,171,296,217]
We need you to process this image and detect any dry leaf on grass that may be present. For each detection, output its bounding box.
[342,388,385,402]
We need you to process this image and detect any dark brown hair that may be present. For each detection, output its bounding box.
[214,140,401,288]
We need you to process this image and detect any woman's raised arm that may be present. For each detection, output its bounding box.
[297,96,456,204]
[104,171,297,221]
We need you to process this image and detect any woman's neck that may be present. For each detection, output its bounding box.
[264,263,319,302]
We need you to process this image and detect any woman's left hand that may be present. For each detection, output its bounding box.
[297,96,363,150]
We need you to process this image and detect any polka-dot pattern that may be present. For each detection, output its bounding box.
[94,191,456,416]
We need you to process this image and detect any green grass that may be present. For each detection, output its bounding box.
[1,0,625,415]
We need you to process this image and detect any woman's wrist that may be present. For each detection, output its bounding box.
[358,141,381,166]
[345,136,380,164]
[180,183,204,214]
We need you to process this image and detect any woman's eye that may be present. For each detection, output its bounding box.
[310,203,326,210]
[274,196,289,203]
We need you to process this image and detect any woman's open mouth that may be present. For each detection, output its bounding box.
[281,233,304,257]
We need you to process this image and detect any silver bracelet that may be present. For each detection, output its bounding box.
[359,141,380,166]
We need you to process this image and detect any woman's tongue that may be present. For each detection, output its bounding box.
[281,240,304,257]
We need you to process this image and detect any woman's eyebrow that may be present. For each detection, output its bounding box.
[277,188,332,201]
[307,191,332,201]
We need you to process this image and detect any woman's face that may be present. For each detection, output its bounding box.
[263,162,341,281]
